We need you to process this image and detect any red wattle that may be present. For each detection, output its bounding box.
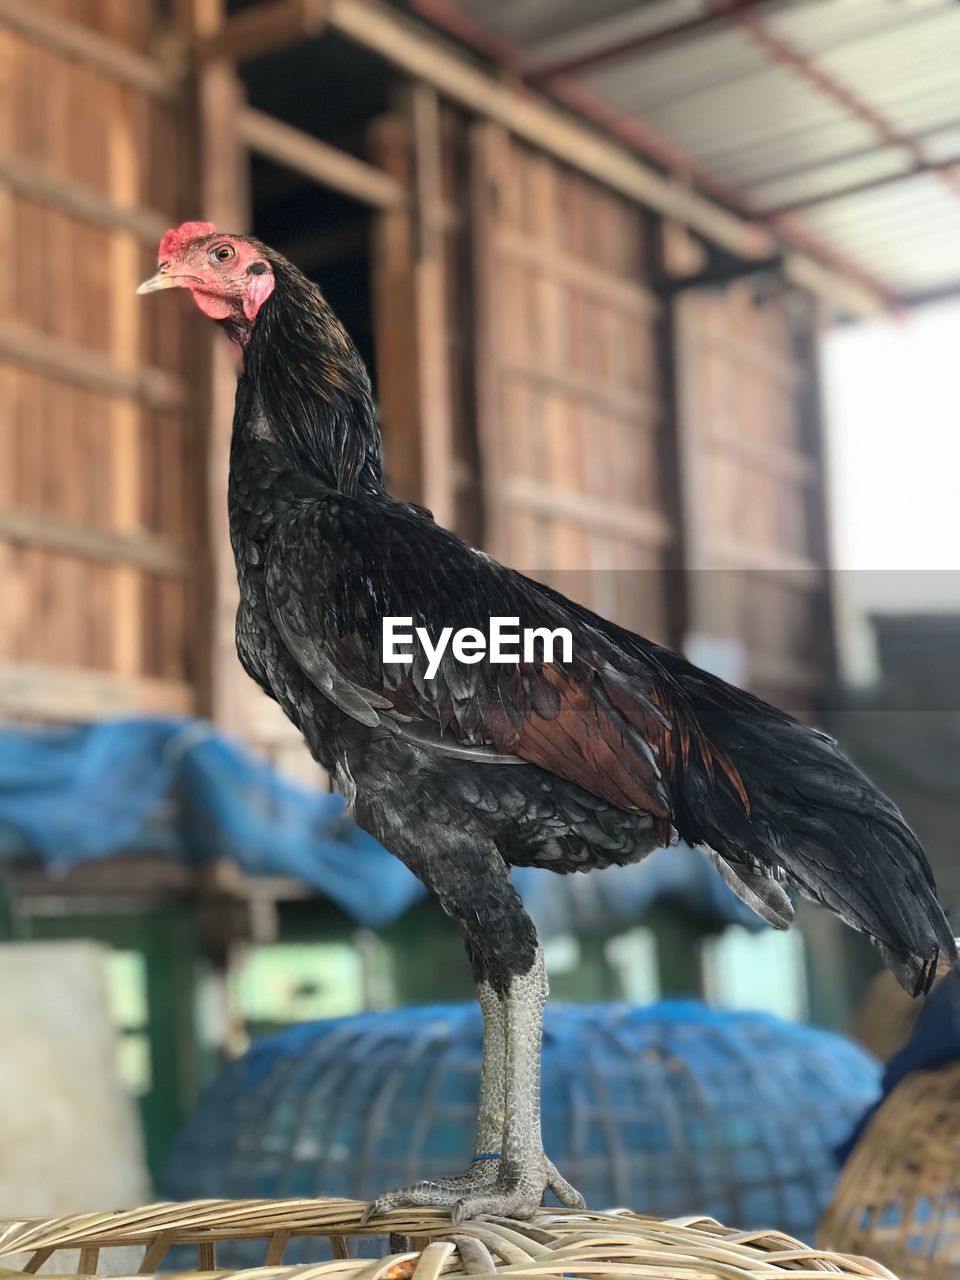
[190,289,233,321]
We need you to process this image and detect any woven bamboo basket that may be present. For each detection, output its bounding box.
[0,1198,897,1280]
[818,1061,960,1280]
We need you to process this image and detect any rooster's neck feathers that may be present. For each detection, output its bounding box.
[243,256,383,496]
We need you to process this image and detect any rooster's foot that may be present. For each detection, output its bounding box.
[361,1158,498,1223]
[362,1154,584,1223]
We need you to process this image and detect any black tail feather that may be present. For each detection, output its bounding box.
[661,654,957,996]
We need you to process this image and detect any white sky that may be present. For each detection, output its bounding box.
[822,298,960,617]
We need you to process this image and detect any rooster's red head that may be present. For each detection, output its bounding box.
[137,222,275,334]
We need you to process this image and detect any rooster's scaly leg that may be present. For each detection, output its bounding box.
[363,848,583,1222]
[448,946,583,1222]
[363,948,583,1222]
[469,980,508,1171]
[362,983,506,1220]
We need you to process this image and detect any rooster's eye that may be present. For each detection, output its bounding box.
[210,244,235,264]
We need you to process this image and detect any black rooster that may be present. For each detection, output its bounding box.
[140,223,956,1221]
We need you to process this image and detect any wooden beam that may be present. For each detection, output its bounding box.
[0,325,186,411]
[169,0,880,314]
[182,0,883,313]
[501,477,673,546]
[783,252,887,320]
[0,0,179,100]
[501,360,661,422]
[0,508,192,576]
[698,326,802,387]
[499,229,660,317]
[703,434,816,484]
[0,662,194,720]
[712,538,820,574]
[327,0,763,253]
[192,0,327,65]
[0,155,168,242]
[10,854,196,903]
[238,107,406,209]
[322,0,885,315]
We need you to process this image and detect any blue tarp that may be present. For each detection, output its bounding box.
[0,717,765,933]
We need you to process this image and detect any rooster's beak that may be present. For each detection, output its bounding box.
[136,270,185,295]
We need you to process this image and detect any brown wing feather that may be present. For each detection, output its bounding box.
[484,664,673,835]
[647,684,751,813]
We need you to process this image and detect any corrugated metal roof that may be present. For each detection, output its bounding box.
[420,0,960,303]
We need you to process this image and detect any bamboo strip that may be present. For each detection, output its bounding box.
[0,1201,897,1280]
[819,1061,960,1280]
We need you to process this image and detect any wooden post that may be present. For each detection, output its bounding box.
[671,289,715,641]
[802,294,839,683]
[184,0,252,734]
[185,0,320,775]
[468,120,510,560]
[106,77,145,680]
[0,22,16,669]
[408,84,455,529]
[369,112,423,506]
[370,90,457,526]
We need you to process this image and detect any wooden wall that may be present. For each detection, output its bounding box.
[674,282,834,712]
[372,99,483,548]
[0,1,202,721]
[0,2,837,738]
[470,127,674,643]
